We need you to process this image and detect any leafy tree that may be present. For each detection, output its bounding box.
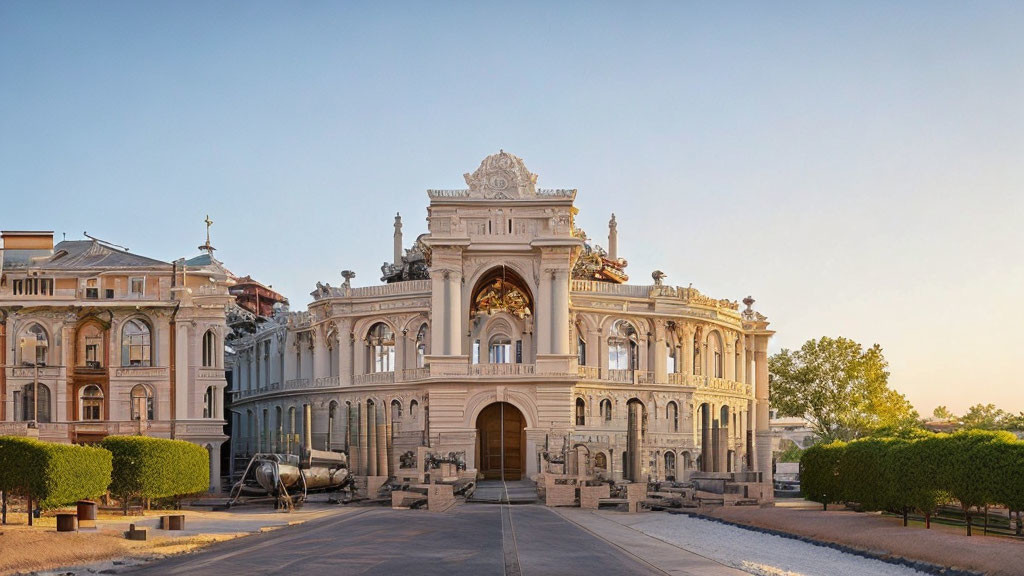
[960,403,1007,430]
[776,442,804,463]
[770,337,918,443]
[1003,412,1024,431]
[931,405,956,421]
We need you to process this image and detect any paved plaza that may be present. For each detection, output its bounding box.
[120,504,744,576]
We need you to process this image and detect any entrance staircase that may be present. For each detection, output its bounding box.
[468,480,538,504]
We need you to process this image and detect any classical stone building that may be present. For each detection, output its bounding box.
[228,152,774,496]
[0,229,231,491]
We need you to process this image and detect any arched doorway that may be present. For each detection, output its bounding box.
[476,402,525,481]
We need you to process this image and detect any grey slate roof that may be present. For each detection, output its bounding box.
[2,240,171,272]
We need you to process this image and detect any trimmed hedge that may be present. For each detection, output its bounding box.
[800,430,1024,535]
[0,436,112,509]
[101,436,209,504]
[800,441,845,509]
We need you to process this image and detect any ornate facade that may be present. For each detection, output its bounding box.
[0,230,231,491]
[228,152,774,495]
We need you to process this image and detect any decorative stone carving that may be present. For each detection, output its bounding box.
[464,150,538,199]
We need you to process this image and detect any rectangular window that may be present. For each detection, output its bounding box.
[105,289,114,299]
[12,279,24,295]
[515,340,523,364]
[40,278,53,296]
[472,340,480,364]
[130,277,144,295]
[489,342,511,364]
[85,278,98,299]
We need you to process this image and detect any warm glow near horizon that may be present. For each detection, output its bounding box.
[2,2,1021,416]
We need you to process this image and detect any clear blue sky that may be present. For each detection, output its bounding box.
[2,1,1022,415]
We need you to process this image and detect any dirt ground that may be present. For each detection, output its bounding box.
[703,503,1024,576]
[0,505,325,576]
[0,523,238,575]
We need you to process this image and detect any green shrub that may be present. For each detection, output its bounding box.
[891,436,947,524]
[838,438,902,511]
[101,436,209,506]
[0,436,112,509]
[800,441,845,509]
[799,429,1024,536]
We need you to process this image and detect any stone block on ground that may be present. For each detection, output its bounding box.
[580,484,610,509]
[427,483,455,512]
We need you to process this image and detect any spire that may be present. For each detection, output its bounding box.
[198,214,216,254]
[608,213,618,261]
[393,212,403,265]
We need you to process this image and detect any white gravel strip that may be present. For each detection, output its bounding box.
[630,514,929,576]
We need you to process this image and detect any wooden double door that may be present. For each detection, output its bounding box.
[476,402,525,480]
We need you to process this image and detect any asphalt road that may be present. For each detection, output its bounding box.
[123,504,661,576]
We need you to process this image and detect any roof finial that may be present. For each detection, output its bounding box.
[198,214,216,254]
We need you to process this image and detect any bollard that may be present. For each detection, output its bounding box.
[56,513,78,532]
[77,500,98,530]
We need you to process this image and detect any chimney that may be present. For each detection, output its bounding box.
[1,231,54,251]
[393,213,403,265]
[607,214,618,261]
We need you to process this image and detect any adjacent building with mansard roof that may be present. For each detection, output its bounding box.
[227,152,774,495]
[0,229,231,491]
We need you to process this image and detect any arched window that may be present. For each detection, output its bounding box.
[19,382,51,422]
[607,320,638,370]
[666,341,676,374]
[275,406,284,452]
[121,319,152,367]
[131,384,153,420]
[601,399,612,421]
[667,401,679,432]
[488,335,512,364]
[80,385,103,421]
[577,335,587,366]
[202,330,217,368]
[288,406,297,452]
[261,408,269,452]
[707,331,723,378]
[203,386,216,419]
[78,323,105,368]
[21,324,49,365]
[410,399,418,417]
[575,397,586,426]
[367,323,395,373]
[415,324,428,368]
[665,451,676,479]
[682,451,692,470]
[328,401,338,450]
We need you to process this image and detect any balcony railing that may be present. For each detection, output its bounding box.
[398,367,430,381]
[113,366,169,379]
[570,280,653,299]
[468,363,535,376]
[353,372,396,385]
[575,367,750,394]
